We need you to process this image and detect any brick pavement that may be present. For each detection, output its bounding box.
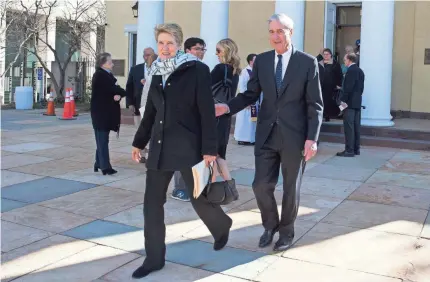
[1,110,429,282]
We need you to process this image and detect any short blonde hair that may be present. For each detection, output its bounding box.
[154,23,183,47]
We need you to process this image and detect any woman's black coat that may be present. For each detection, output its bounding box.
[211,64,239,150]
[90,67,126,132]
[320,61,343,117]
[132,61,218,171]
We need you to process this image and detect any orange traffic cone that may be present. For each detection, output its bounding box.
[43,91,56,116]
[69,88,79,117]
[59,89,77,120]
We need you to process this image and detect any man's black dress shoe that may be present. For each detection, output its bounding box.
[132,261,165,279]
[259,228,278,248]
[273,236,294,252]
[355,150,360,155]
[336,151,355,157]
[102,168,117,175]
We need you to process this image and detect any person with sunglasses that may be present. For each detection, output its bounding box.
[212,38,241,161]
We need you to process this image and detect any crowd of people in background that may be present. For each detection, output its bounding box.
[89,33,365,182]
[89,34,365,174]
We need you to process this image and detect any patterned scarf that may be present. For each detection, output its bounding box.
[140,51,200,118]
[149,50,200,76]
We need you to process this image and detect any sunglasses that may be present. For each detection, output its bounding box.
[216,48,221,54]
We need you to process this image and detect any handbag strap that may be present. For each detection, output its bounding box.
[223,64,228,85]
[207,163,215,185]
[206,160,227,185]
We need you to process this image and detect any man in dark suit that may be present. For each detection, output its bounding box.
[126,47,155,164]
[126,47,155,124]
[336,53,365,157]
[215,13,323,252]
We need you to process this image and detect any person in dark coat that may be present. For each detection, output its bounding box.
[131,23,232,279]
[211,38,240,159]
[318,63,324,87]
[337,53,365,157]
[126,47,156,125]
[90,52,126,175]
[126,49,157,165]
[319,48,342,121]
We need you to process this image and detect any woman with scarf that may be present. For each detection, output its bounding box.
[131,23,232,279]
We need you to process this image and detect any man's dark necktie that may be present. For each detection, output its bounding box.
[276,54,283,95]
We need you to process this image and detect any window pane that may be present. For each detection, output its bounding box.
[132,33,137,67]
[337,7,361,25]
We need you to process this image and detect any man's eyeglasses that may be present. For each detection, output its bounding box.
[192,47,207,52]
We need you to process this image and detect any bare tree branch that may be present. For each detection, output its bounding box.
[1,0,105,97]
[1,32,32,77]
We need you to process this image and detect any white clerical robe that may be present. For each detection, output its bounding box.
[234,65,257,143]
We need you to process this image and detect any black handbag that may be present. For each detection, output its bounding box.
[204,162,239,206]
[212,65,233,104]
[333,89,342,106]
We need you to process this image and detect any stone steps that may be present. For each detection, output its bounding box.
[319,130,430,151]
[321,122,430,142]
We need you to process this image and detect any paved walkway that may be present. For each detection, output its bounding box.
[1,110,430,282]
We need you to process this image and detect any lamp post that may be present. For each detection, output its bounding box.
[132,2,138,18]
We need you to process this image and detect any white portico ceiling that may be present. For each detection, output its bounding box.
[124,24,137,35]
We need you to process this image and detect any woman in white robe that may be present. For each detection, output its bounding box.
[234,54,258,145]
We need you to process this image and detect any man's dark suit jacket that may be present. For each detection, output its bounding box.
[228,46,324,153]
[341,64,365,109]
[126,63,146,108]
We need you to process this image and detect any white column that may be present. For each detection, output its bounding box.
[46,17,56,63]
[89,25,98,56]
[200,0,229,70]
[136,0,164,64]
[360,0,394,126]
[80,25,97,59]
[0,14,6,104]
[275,0,305,51]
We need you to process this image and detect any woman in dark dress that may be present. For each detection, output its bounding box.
[319,48,342,121]
[90,53,126,175]
[211,38,240,159]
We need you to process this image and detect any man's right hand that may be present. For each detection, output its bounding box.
[215,103,229,117]
[140,79,146,85]
[129,105,135,113]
